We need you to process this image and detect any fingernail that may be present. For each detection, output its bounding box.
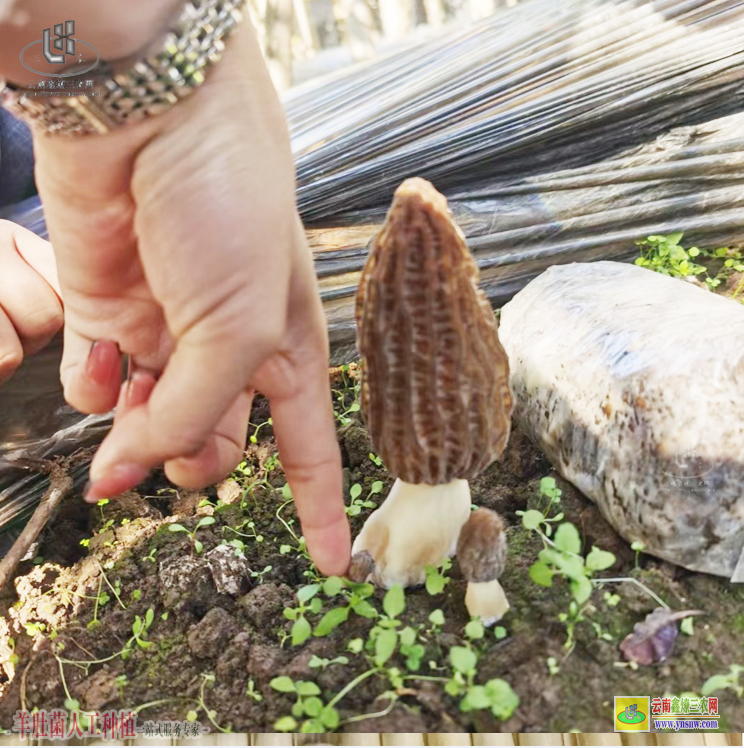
[86,341,121,386]
[84,463,149,503]
[125,370,156,409]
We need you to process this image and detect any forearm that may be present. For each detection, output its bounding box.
[0,0,184,85]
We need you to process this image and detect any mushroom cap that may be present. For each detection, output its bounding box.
[355,177,512,485]
[457,508,507,583]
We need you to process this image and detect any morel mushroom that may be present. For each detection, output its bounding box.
[351,177,512,588]
[457,508,509,625]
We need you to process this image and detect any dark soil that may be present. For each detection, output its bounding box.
[1,368,742,735]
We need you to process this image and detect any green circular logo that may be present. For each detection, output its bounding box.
[618,710,646,725]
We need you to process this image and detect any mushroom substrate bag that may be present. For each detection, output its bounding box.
[5,0,744,552]
[499,261,744,581]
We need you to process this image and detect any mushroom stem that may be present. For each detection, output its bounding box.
[465,578,510,626]
[350,477,471,588]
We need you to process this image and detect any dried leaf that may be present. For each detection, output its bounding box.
[620,608,703,665]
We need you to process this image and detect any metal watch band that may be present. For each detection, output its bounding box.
[0,0,247,135]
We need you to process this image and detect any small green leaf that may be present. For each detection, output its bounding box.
[350,484,362,500]
[702,675,731,696]
[351,599,378,619]
[301,718,326,733]
[399,626,417,646]
[585,547,616,572]
[529,561,553,587]
[297,584,320,603]
[323,576,344,597]
[295,680,320,696]
[494,626,507,640]
[347,638,364,653]
[429,609,445,626]
[375,629,398,667]
[168,524,188,533]
[449,646,477,675]
[680,617,695,636]
[465,619,485,640]
[383,585,405,619]
[195,516,216,530]
[303,697,323,717]
[193,539,203,555]
[554,523,581,555]
[270,676,297,693]
[370,481,384,494]
[485,678,520,720]
[280,545,292,554]
[186,710,198,722]
[521,509,545,530]
[291,617,312,646]
[460,685,491,712]
[281,483,293,500]
[321,706,340,729]
[571,576,593,604]
[274,716,298,732]
[64,698,80,711]
[313,607,350,637]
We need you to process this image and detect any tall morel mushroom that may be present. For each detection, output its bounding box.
[351,177,513,588]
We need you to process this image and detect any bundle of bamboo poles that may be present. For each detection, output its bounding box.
[0,729,741,745]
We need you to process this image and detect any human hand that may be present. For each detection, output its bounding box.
[26,24,351,575]
[0,220,63,385]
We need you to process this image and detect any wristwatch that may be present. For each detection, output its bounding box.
[0,0,247,135]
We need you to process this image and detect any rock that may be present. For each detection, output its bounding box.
[247,643,286,680]
[238,583,293,628]
[75,667,120,710]
[216,479,243,504]
[187,608,240,659]
[158,556,214,611]
[206,544,250,597]
[499,261,744,579]
[216,631,252,680]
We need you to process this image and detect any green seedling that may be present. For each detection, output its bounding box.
[122,608,155,658]
[311,577,377,638]
[631,540,645,569]
[702,665,743,698]
[141,547,158,564]
[424,558,452,595]
[369,453,384,467]
[270,677,340,733]
[547,656,560,675]
[7,637,18,666]
[346,481,383,517]
[168,515,216,555]
[635,234,707,279]
[446,646,519,720]
[249,417,273,444]
[367,585,406,668]
[225,518,264,544]
[308,655,350,670]
[283,584,323,646]
[246,678,263,702]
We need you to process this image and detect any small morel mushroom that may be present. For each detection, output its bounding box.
[350,177,513,588]
[457,508,509,626]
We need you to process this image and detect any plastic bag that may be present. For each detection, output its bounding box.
[4,0,744,551]
[499,261,744,579]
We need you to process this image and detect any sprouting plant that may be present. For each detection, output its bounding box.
[464,618,485,641]
[248,565,273,584]
[225,518,264,544]
[604,592,621,608]
[631,540,645,569]
[369,452,384,467]
[367,585,406,668]
[283,584,324,646]
[245,678,263,702]
[141,547,158,564]
[311,577,377,638]
[521,477,616,649]
[168,516,216,555]
[334,401,360,427]
[122,608,155,658]
[270,677,340,733]
[635,234,707,279]
[446,646,519,720]
[346,481,383,517]
[24,621,46,637]
[115,674,128,698]
[702,665,743,698]
[547,656,560,676]
[249,417,273,444]
[87,575,110,630]
[308,654,350,670]
[427,608,445,637]
[424,558,452,595]
[7,636,18,666]
[494,626,507,640]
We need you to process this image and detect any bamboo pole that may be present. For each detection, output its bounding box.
[424,736,473,746]
[656,736,715,746]
[517,736,566,745]
[128,739,174,746]
[253,737,294,746]
[333,736,382,745]
[620,736,652,746]
[472,735,517,745]
[382,736,426,746]
[576,736,623,746]
[703,736,734,746]
[562,735,579,746]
